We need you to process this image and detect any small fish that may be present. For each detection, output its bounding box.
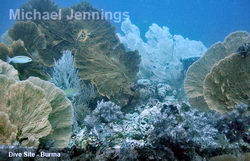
[64,88,80,98]
[7,56,32,64]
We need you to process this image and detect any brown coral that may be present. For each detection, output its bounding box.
[204,53,250,113]
[0,43,10,62]
[28,77,73,148]
[0,75,73,148]
[73,3,140,107]
[184,31,250,111]
[8,21,45,51]
[0,75,52,147]
[0,112,17,145]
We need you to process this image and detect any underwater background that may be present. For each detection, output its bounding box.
[0,0,250,161]
[1,0,250,46]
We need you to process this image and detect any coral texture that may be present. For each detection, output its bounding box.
[184,31,250,111]
[0,76,52,147]
[0,112,17,145]
[118,18,207,87]
[73,4,140,107]
[28,77,73,148]
[204,53,250,113]
[0,60,19,80]
[0,72,72,147]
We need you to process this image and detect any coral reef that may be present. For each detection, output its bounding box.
[6,0,141,108]
[118,18,207,87]
[0,41,49,80]
[75,45,140,107]
[70,99,250,161]
[184,31,250,111]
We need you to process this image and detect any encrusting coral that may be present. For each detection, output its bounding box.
[184,31,250,111]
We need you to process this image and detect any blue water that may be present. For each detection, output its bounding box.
[0,0,250,46]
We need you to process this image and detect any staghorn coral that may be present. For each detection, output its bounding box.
[27,77,73,148]
[0,60,19,80]
[0,112,17,145]
[184,31,250,111]
[204,53,250,113]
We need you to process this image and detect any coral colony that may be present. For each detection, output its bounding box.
[0,0,250,160]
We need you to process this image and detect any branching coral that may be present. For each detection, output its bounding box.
[184,31,250,111]
[51,50,80,91]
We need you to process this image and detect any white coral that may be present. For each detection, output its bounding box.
[117,19,207,86]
